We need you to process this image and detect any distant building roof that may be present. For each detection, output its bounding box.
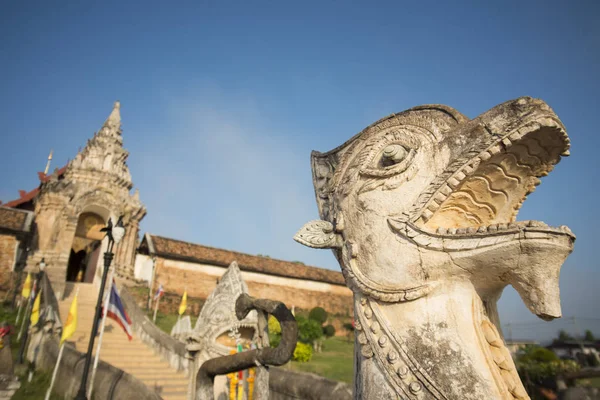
[140,234,346,286]
[547,340,600,349]
[506,340,539,345]
[0,206,34,235]
[3,188,39,208]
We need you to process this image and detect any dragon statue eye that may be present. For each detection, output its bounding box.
[381,144,408,167]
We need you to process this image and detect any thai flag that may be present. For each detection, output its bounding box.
[106,280,133,340]
[153,284,164,301]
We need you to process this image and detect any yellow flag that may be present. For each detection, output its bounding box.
[21,273,32,299]
[60,292,78,345]
[30,288,42,325]
[178,291,187,315]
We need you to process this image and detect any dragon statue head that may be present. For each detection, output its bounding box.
[295,97,574,399]
[186,262,258,360]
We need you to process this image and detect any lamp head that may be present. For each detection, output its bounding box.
[112,216,126,245]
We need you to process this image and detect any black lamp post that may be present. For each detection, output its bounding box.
[17,258,45,364]
[74,216,125,400]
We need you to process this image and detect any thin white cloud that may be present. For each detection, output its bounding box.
[133,84,338,270]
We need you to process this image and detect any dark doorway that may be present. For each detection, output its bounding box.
[66,249,87,282]
[66,212,105,283]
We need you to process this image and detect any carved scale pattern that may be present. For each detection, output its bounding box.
[354,294,447,400]
[479,318,529,399]
[340,246,435,303]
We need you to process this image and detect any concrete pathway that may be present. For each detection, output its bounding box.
[59,283,188,400]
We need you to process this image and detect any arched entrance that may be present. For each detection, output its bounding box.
[66,212,105,283]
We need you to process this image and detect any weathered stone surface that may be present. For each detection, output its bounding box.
[0,329,13,376]
[559,387,600,400]
[33,334,162,400]
[171,315,192,339]
[26,102,146,284]
[186,262,259,397]
[195,293,297,400]
[296,97,575,399]
[0,234,18,292]
[119,288,189,372]
[269,368,352,400]
[0,375,20,400]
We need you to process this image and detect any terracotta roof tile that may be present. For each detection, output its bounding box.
[3,188,39,208]
[148,235,346,286]
[0,206,33,233]
[3,164,67,208]
[38,165,67,183]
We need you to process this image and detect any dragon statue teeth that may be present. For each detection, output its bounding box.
[295,97,574,399]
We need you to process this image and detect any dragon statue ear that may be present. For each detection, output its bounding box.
[294,220,342,249]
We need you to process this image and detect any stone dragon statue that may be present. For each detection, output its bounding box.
[186,261,259,360]
[295,97,574,399]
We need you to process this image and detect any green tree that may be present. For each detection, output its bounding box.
[584,330,595,342]
[519,345,558,363]
[557,330,573,341]
[516,345,580,396]
[343,322,355,342]
[296,315,323,344]
[308,307,328,325]
[323,324,336,338]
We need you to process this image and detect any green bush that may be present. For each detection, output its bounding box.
[293,341,313,362]
[516,345,580,393]
[517,359,580,384]
[296,315,323,344]
[308,307,328,325]
[269,333,281,348]
[268,315,281,335]
[518,345,559,363]
[323,324,336,338]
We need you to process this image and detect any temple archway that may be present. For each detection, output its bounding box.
[65,212,106,283]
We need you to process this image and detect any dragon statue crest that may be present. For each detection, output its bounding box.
[186,261,258,363]
[295,97,574,399]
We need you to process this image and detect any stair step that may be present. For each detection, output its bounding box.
[140,380,188,387]
[130,372,187,378]
[58,292,188,398]
[139,378,188,384]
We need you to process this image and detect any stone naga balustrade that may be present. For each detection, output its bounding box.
[119,288,189,373]
[27,277,162,399]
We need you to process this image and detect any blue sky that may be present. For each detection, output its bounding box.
[1,1,599,342]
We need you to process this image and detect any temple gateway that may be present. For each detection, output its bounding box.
[0,102,352,314]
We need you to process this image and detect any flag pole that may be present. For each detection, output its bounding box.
[88,267,115,398]
[17,289,34,341]
[153,289,161,323]
[45,343,65,400]
[15,299,23,324]
[46,287,79,400]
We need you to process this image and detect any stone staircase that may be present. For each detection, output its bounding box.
[58,283,188,400]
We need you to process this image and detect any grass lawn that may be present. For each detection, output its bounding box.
[148,309,355,383]
[288,336,354,383]
[578,377,600,388]
[0,301,61,400]
[148,309,197,335]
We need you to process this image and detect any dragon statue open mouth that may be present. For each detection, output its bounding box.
[186,262,258,360]
[295,97,574,399]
